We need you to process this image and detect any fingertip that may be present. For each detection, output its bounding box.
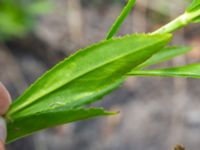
[0,140,5,150]
[0,82,12,115]
[0,117,6,143]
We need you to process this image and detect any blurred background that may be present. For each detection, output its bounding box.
[1,0,200,149]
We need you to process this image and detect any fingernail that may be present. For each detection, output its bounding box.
[0,117,6,143]
[0,82,11,115]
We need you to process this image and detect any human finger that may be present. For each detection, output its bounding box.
[0,82,11,115]
[0,117,6,150]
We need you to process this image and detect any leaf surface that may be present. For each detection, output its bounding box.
[7,107,114,143]
[7,34,171,119]
[135,46,191,69]
[187,0,200,12]
[106,0,136,39]
[128,63,200,78]
[191,16,200,23]
[186,0,200,23]
[6,34,171,142]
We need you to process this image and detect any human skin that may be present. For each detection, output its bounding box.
[0,82,12,150]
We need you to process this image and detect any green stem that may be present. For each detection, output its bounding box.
[152,9,200,34]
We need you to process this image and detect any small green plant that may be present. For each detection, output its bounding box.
[0,0,51,39]
[4,0,200,143]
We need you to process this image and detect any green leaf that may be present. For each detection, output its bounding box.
[26,1,53,15]
[135,46,191,69]
[7,107,115,143]
[106,0,136,40]
[186,0,200,23]
[191,16,200,23]
[6,34,171,142]
[7,34,171,119]
[128,63,200,78]
[187,0,200,12]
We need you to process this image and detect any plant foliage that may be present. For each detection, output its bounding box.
[106,0,136,39]
[128,63,200,78]
[3,0,200,143]
[0,0,51,39]
[187,0,200,12]
[187,0,200,23]
[6,34,171,142]
[7,107,115,142]
[135,46,191,69]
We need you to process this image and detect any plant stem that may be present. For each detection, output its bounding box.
[152,9,200,34]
